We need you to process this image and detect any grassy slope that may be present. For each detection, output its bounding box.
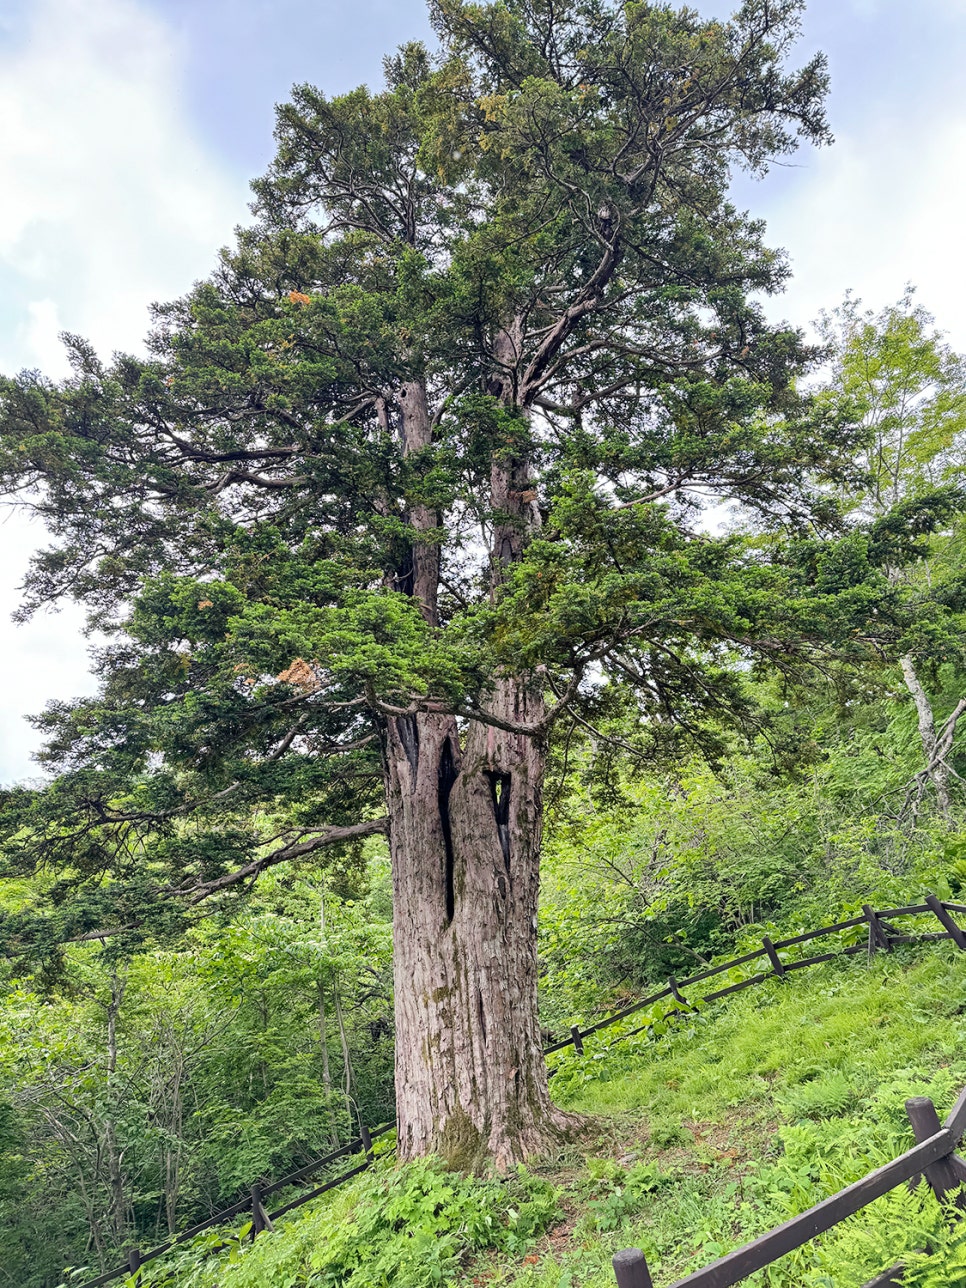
[154,946,966,1288]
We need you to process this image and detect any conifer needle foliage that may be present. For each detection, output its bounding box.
[0,0,961,1165]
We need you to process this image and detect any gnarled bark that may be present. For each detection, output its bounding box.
[383,349,576,1167]
[386,674,573,1170]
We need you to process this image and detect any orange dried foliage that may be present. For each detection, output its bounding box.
[277,657,321,692]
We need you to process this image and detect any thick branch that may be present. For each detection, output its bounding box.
[365,669,584,737]
[170,817,389,905]
[899,656,963,821]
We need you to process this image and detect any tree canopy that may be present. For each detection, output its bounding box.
[0,0,957,1165]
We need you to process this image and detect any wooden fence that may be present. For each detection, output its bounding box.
[77,1122,395,1288]
[76,892,966,1287]
[612,1088,966,1288]
[546,894,966,1061]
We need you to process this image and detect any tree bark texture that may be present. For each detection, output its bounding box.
[383,361,573,1167]
[386,676,571,1170]
[901,653,956,819]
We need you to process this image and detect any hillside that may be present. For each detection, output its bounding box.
[137,944,966,1288]
[7,3,966,1282]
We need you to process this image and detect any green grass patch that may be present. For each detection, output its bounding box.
[138,1156,560,1288]
[537,947,966,1287]
[136,946,966,1287]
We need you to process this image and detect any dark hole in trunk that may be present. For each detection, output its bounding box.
[485,771,512,875]
[394,552,415,598]
[438,739,459,926]
[397,715,420,777]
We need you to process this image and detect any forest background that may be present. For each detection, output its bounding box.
[4,1,966,1285]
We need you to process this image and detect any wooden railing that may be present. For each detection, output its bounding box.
[75,892,966,1286]
[77,1122,394,1288]
[548,895,966,1061]
[613,1089,966,1288]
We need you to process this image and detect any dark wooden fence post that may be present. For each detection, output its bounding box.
[863,905,892,954]
[762,936,786,977]
[944,1086,966,1146]
[905,1097,966,1216]
[925,895,966,950]
[360,1124,374,1163]
[126,1247,141,1284]
[612,1248,654,1288]
[571,1025,585,1055]
[251,1182,274,1238]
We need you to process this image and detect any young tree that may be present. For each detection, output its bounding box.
[1,0,898,1165]
[819,292,966,819]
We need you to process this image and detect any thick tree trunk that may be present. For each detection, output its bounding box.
[384,358,573,1167]
[386,674,572,1170]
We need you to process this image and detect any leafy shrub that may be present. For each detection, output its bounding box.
[153,1156,560,1287]
[782,1073,858,1121]
[579,1159,671,1232]
[647,1120,692,1150]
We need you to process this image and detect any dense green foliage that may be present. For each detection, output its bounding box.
[7,634,966,1283]
[154,1157,560,1288]
[5,0,966,1278]
[537,704,963,1024]
[0,867,394,1288]
[98,951,966,1288]
[543,949,966,1287]
[0,0,922,960]
[4,285,966,1283]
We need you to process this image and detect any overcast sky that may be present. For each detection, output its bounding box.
[1,0,965,782]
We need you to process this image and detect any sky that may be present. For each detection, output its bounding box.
[1,0,965,781]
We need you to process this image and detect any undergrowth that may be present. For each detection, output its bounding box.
[130,1158,560,1288]
[118,946,966,1288]
[545,946,966,1287]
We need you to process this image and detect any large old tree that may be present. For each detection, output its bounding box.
[0,0,915,1166]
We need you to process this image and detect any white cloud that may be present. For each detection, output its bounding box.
[0,511,95,786]
[748,97,966,349]
[17,300,65,375]
[0,0,247,373]
[0,0,247,781]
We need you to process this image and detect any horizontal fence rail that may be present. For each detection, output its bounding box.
[550,894,966,1061]
[75,893,966,1287]
[612,1089,966,1288]
[76,1123,395,1288]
